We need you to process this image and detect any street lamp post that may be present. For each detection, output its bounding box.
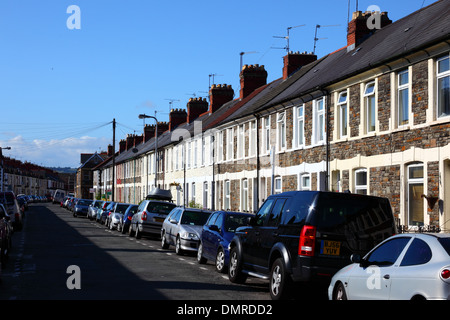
[138,113,158,190]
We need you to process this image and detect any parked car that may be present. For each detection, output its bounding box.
[96,201,111,222]
[0,203,13,267]
[227,191,397,300]
[129,200,176,239]
[88,200,104,220]
[105,203,134,230]
[197,211,253,273]
[100,202,116,225]
[73,199,93,217]
[0,191,23,231]
[67,198,78,212]
[119,204,139,234]
[161,207,212,255]
[328,233,450,300]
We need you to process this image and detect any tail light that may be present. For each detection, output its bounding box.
[108,211,112,216]
[127,216,133,221]
[298,225,316,257]
[141,211,147,221]
[441,269,450,280]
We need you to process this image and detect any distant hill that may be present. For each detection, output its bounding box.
[49,167,77,174]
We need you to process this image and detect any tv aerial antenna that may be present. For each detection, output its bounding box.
[209,73,223,88]
[313,24,341,54]
[272,24,305,52]
[165,98,180,111]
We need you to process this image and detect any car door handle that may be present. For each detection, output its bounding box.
[383,274,390,280]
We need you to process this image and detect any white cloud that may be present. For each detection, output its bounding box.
[1,135,111,168]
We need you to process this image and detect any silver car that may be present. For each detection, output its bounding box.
[106,203,134,230]
[161,207,211,255]
[328,233,450,300]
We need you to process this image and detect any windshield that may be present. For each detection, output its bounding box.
[180,210,210,226]
[116,204,130,213]
[438,238,450,256]
[147,202,176,215]
[224,215,250,232]
[78,200,93,206]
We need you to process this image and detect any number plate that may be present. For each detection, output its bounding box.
[154,217,164,222]
[320,240,341,256]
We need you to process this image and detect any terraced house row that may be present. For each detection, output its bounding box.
[91,0,450,233]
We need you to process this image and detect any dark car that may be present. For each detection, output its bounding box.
[0,191,23,231]
[0,203,13,267]
[197,211,253,273]
[119,204,139,234]
[73,199,94,217]
[227,191,397,300]
[129,200,176,239]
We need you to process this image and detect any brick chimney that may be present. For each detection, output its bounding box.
[187,97,208,123]
[169,108,187,131]
[119,139,126,153]
[347,10,392,48]
[240,64,267,99]
[156,121,169,135]
[209,84,234,113]
[107,144,114,157]
[144,124,155,142]
[126,134,136,150]
[283,51,317,80]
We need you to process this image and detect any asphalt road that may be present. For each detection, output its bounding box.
[0,203,271,301]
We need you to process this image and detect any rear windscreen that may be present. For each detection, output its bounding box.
[438,238,450,256]
[147,202,176,215]
[312,193,394,234]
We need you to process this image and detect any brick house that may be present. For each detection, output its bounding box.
[92,0,450,232]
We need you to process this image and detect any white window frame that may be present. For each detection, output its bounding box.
[337,91,348,138]
[313,97,325,144]
[226,128,234,161]
[364,81,376,134]
[299,173,311,191]
[263,116,271,154]
[274,177,282,194]
[218,131,223,162]
[249,120,257,157]
[294,104,305,148]
[397,69,410,127]
[237,124,244,159]
[241,179,248,212]
[437,54,450,119]
[407,163,424,227]
[354,168,368,195]
[224,180,230,210]
[276,111,286,151]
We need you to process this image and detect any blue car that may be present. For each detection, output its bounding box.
[197,211,253,273]
[119,204,139,234]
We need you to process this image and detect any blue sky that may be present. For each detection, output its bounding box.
[0,0,431,168]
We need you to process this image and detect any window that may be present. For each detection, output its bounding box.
[191,182,196,203]
[218,131,223,162]
[187,141,191,168]
[294,105,305,147]
[224,180,230,210]
[366,237,411,266]
[337,91,348,138]
[201,137,205,166]
[237,124,244,159]
[407,164,424,227]
[398,69,409,126]
[355,169,367,195]
[364,82,376,133]
[299,174,311,191]
[313,97,325,144]
[437,55,450,118]
[203,182,208,209]
[264,116,271,153]
[268,198,286,226]
[226,128,233,160]
[255,198,274,226]
[249,121,256,157]
[277,112,286,150]
[400,238,432,266]
[193,139,198,167]
[241,179,248,212]
[274,177,282,194]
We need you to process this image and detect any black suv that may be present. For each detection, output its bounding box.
[228,191,397,299]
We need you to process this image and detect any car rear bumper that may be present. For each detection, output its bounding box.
[291,256,339,283]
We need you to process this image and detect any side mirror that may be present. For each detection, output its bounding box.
[350,254,361,263]
[169,219,177,224]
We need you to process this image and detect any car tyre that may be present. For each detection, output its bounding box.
[197,243,207,264]
[175,236,183,255]
[128,223,135,237]
[333,282,347,300]
[228,247,246,284]
[270,258,292,300]
[135,224,142,239]
[161,231,170,249]
[215,248,226,273]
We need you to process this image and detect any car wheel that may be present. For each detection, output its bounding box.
[135,224,142,239]
[270,258,292,300]
[215,248,226,273]
[197,243,207,264]
[175,236,183,255]
[128,223,135,237]
[333,282,347,300]
[228,247,246,284]
[161,231,169,249]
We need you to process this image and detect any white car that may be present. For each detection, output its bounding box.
[328,233,450,300]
